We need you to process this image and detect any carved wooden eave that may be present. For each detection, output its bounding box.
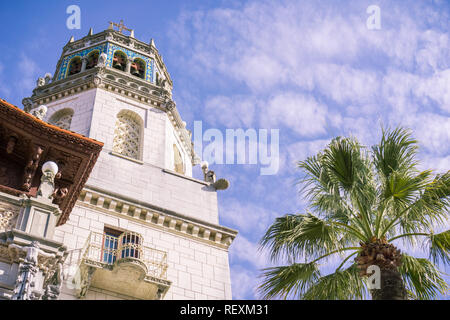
[0,99,103,226]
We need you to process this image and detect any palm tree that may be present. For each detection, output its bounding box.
[259,127,449,300]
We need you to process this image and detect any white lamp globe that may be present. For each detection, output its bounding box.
[42,161,59,175]
[201,161,209,169]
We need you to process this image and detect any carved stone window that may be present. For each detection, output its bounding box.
[67,57,82,76]
[113,111,143,160]
[49,109,74,130]
[173,144,185,174]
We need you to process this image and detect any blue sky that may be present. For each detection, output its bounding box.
[0,0,449,299]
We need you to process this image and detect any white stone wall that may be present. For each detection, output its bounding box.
[83,88,218,225]
[56,203,233,300]
[45,88,233,300]
[44,89,97,137]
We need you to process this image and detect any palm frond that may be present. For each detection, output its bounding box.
[428,230,450,265]
[372,127,418,180]
[258,263,320,299]
[260,213,351,262]
[399,254,448,300]
[302,264,367,300]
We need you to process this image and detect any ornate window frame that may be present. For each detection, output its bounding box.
[112,109,144,162]
[48,108,74,131]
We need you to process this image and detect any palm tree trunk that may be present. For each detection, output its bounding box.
[370,269,407,300]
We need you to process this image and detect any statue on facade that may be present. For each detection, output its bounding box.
[22,145,43,191]
[10,241,56,300]
[36,77,46,87]
[31,105,47,120]
[22,97,33,112]
[44,73,52,84]
[97,52,108,67]
[42,261,63,300]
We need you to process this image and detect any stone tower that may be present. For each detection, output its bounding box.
[22,22,237,300]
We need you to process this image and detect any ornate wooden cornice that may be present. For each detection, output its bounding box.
[0,99,103,226]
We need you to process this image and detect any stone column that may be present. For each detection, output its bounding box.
[125,60,132,74]
[81,56,88,72]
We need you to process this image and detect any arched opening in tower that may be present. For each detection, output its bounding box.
[112,51,127,72]
[67,57,82,76]
[131,58,146,79]
[86,51,99,70]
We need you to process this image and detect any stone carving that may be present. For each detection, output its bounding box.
[113,114,141,159]
[31,105,47,120]
[36,77,46,87]
[22,97,33,112]
[42,262,63,300]
[38,170,56,200]
[44,73,52,84]
[97,52,108,67]
[22,145,44,191]
[10,241,56,300]
[93,75,102,87]
[0,208,17,231]
[164,97,175,111]
[78,266,96,299]
[52,187,69,205]
[6,135,17,154]
[49,111,73,130]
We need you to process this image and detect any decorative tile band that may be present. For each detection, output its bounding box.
[57,43,155,83]
[105,43,154,82]
[57,44,108,81]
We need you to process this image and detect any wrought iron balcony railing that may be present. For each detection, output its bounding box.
[81,231,168,280]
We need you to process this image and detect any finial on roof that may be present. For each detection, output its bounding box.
[69,36,75,43]
[150,38,156,47]
[130,29,135,38]
[108,20,132,35]
[87,28,93,36]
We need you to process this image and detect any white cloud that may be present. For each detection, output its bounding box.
[204,95,257,128]
[17,53,40,96]
[229,234,271,270]
[0,63,11,97]
[169,0,450,299]
[261,93,328,138]
[229,265,260,299]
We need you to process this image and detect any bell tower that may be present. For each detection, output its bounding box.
[22,22,237,300]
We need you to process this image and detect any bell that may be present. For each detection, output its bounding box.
[113,56,124,70]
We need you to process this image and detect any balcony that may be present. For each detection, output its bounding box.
[74,231,171,300]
